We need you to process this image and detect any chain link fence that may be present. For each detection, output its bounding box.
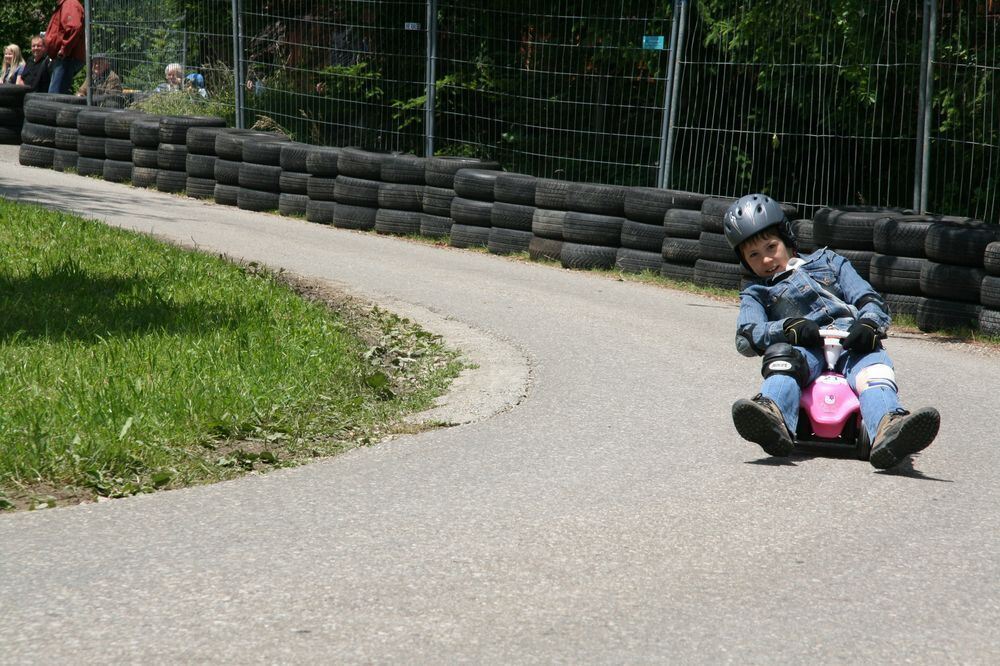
[86,0,1000,221]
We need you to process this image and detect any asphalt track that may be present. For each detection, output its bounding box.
[1,146,998,663]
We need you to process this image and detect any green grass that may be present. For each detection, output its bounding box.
[0,199,462,509]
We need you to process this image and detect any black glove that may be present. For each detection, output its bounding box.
[782,317,821,348]
[842,320,882,352]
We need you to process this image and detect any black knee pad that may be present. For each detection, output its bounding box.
[761,343,808,387]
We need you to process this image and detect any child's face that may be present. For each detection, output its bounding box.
[740,234,792,278]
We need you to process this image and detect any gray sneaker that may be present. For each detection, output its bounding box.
[869,407,940,470]
[732,394,794,457]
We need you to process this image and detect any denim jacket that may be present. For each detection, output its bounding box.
[735,248,891,357]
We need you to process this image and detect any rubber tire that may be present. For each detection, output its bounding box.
[491,202,535,232]
[55,105,88,128]
[663,208,702,239]
[562,211,624,247]
[237,187,280,212]
[661,261,696,282]
[77,109,118,136]
[156,169,187,193]
[422,186,455,217]
[535,178,570,210]
[616,247,664,274]
[157,143,187,170]
[380,154,426,184]
[129,118,162,147]
[883,293,922,319]
[979,276,1000,309]
[76,134,107,158]
[916,298,981,332]
[186,126,229,155]
[919,261,985,303]
[214,159,241,186]
[104,137,133,161]
[279,170,309,195]
[54,126,78,151]
[186,177,216,200]
[925,222,1000,267]
[450,197,493,227]
[985,242,1000,276]
[186,153,217,179]
[76,156,105,177]
[662,237,701,263]
[304,145,340,176]
[620,219,666,252]
[528,236,563,262]
[279,142,312,172]
[131,166,158,188]
[51,149,77,171]
[278,192,308,216]
[869,255,927,296]
[102,159,132,183]
[979,308,1000,337]
[334,176,380,207]
[104,112,146,140]
[699,231,737,262]
[838,249,875,282]
[375,208,422,236]
[453,168,501,201]
[813,210,883,251]
[873,216,936,257]
[337,147,389,180]
[561,242,617,270]
[239,163,282,193]
[332,203,377,230]
[242,138,290,166]
[419,213,452,238]
[306,199,335,224]
[378,183,424,212]
[792,219,815,253]
[306,175,336,201]
[699,197,737,233]
[565,182,626,216]
[494,173,537,206]
[531,209,566,240]
[425,156,500,188]
[132,147,159,168]
[625,187,705,224]
[449,223,491,248]
[21,121,56,146]
[694,259,744,290]
[158,115,226,144]
[488,227,532,255]
[19,143,54,168]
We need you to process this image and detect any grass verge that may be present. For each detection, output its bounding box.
[0,199,463,511]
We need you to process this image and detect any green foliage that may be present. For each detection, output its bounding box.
[0,3,50,47]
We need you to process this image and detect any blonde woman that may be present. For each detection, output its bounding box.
[1,44,26,84]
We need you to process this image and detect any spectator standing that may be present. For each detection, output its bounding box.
[17,35,52,91]
[76,53,122,97]
[1,45,26,84]
[45,0,86,94]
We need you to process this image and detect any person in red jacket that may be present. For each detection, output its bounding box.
[45,0,85,94]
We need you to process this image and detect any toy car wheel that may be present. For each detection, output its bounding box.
[855,422,872,460]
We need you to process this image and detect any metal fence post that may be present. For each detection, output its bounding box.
[84,0,92,106]
[914,0,937,213]
[656,1,682,188]
[424,0,438,157]
[659,0,689,190]
[232,0,245,129]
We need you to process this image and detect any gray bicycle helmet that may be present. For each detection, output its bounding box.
[723,193,796,268]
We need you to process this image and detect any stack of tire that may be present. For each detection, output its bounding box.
[52,102,88,172]
[529,178,570,261]
[102,111,145,183]
[334,148,391,233]
[620,188,704,275]
[560,182,629,270]
[375,153,426,237]
[75,107,123,177]
[213,130,278,206]
[916,219,1000,332]
[869,214,960,319]
[129,115,165,188]
[981,242,1000,336]
[18,93,85,168]
[303,145,339,224]
[0,84,29,144]
[661,205,703,282]
[421,168,461,240]
[184,126,233,199]
[448,165,502,248]
[277,142,311,216]
[811,206,907,283]
[423,156,499,248]
[489,173,537,255]
[238,134,292,212]
[157,115,226,193]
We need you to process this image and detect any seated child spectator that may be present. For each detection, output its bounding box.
[724,193,940,470]
[76,53,121,97]
[1,44,26,84]
[153,62,183,92]
[184,72,207,98]
[16,35,51,91]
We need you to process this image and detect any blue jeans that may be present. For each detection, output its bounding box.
[760,346,901,442]
[49,58,84,94]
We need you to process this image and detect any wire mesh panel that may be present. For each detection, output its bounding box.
[927,3,1000,222]
[434,1,675,184]
[670,2,924,213]
[238,0,427,150]
[89,0,235,120]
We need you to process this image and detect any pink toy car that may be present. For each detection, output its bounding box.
[795,327,872,459]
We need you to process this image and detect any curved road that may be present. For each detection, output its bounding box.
[1,151,998,663]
